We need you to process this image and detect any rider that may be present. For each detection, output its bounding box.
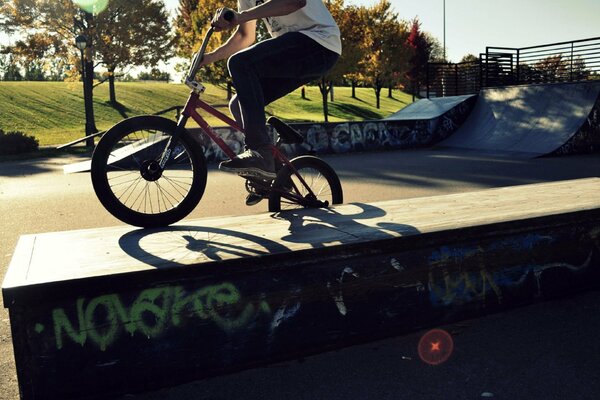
[202,0,341,180]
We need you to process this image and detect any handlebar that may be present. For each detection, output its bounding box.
[185,9,235,83]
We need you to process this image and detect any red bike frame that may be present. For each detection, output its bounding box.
[176,90,322,207]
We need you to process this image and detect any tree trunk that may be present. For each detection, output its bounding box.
[319,77,329,122]
[83,11,97,147]
[301,86,306,99]
[388,86,393,98]
[329,82,334,102]
[375,85,381,109]
[83,49,98,133]
[108,70,116,105]
[351,81,356,98]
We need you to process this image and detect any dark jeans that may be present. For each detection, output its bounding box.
[228,32,339,150]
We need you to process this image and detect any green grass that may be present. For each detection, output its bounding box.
[0,81,413,147]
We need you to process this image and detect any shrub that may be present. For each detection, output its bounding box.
[0,129,39,155]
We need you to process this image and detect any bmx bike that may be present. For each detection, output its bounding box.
[90,22,343,228]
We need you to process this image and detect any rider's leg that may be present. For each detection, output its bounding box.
[220,32,338,179]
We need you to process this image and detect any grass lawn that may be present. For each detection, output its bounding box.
[0,81,413,147]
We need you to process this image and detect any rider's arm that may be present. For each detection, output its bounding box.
[201,21,256,65]
[203,0,307,65]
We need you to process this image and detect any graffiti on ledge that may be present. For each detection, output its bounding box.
[36,283,271,351]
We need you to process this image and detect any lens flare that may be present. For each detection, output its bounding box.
[74,0,109,14]
[417,329,454,365]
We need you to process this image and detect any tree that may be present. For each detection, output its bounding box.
[330,2,369,100]
[316,0,361,121]
[94,0,173,103]
[0,53,22,81]
[460,54,479,63]
[174,0,237,85]
[405,18,430,100]
[361,0,408,109]
[138,68,171,82]
[1,0,172,103]
[24,60,45,80]
[424,32,444,62]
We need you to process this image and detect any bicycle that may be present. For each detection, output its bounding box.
[90,18,343,228]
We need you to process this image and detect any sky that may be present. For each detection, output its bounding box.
[1,0,599,64]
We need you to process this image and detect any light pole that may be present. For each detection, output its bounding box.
[75,35,94,147]
[443,0,446,62]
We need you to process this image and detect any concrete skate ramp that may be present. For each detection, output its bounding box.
[439,82,600,157]
[386,94,475,120]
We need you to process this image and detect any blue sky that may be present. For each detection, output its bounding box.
[354,0,600,62]
[2,0,598,64]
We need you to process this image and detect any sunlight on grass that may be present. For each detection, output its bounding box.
[0,81,413,146]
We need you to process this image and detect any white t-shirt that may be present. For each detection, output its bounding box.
[238,0,342,55]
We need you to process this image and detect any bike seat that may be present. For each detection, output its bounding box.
[268,116,304,144]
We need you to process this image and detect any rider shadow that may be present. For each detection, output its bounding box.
[272,203,421,248]
[118,225,292,269]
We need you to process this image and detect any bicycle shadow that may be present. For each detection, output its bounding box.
[272,203,421,248]
[117,204,420,269]
[118,225,292,269]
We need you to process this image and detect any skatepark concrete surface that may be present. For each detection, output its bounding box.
[439,81,600,157]
[385,94,475,120]
[2,149,600,399]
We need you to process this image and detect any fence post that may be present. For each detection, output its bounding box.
[516,49,520,84]
[455,63,459,95]
[426,64,430,99]
[570,42,574,82]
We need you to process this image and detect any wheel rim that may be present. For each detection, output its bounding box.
[280,167,334,210]
[102,129,196,215]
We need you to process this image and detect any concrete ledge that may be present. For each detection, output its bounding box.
[3,178,600,399]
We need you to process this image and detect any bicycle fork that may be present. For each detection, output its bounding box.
[271,148,329,208]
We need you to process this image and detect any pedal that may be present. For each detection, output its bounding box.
[238,170,276,180]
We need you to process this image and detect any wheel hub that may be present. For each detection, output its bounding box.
[140,160,163,181]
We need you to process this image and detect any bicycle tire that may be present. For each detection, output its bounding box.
[91,115,207,228]
[268,155,343,212]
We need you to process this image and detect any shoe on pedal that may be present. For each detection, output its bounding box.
[219,147,276,180]
[245,192,264,206]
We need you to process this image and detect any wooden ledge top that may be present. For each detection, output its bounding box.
[3,178,600,292]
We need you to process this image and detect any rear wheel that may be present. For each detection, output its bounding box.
[91,116,207,228]
[268,156,343,212]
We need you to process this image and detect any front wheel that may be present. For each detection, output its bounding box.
[91,115,207,228]
[268,156,343,212]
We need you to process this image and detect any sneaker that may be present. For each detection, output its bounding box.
[245,192,264,206]
[219,147,276,179]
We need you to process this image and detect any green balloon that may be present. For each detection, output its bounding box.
[73,0,109,14]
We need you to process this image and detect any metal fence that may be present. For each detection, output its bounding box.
[426,61,480,98]
[426,36,600,97]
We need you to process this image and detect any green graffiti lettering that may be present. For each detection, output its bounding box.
[48,282,272,351]
[84,295,120,352]
[130,287,173,337]
[211,303,256,332]
[195,283,240,319]
[53,298,86,350]
[171,286,198,326]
